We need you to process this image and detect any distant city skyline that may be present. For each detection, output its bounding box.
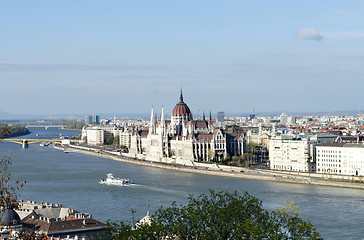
[1,1,364,115]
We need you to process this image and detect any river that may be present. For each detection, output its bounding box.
[1,127,363,239]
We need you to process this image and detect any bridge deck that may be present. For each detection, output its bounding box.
[0,139,80,144]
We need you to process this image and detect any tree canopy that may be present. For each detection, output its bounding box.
[99,190,322,240]
[0,123,29,138]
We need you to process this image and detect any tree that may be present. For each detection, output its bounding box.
[16,231,47,240]
[0,126,26,210]
[231,154,241,166]
[1,127,45,240]
[105,135,120,147]
[207,149,215,162]
[0,124,10,138]
[99,191,322,240]
[0,155,26,209]
[113,135,120,147]
[0,123,29,138]
[105,135,115,145]
[242,153,257,167]
[62,120,85,130]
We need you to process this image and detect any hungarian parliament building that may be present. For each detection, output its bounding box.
[128,91,245,165]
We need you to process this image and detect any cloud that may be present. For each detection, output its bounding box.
[295,28,323,41]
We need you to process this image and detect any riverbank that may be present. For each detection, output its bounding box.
[55,144,364,189]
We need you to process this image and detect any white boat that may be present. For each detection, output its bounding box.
[99,173,130,186]
[40,141,51,147]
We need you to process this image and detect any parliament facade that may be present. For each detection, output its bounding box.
[128,91,245,165]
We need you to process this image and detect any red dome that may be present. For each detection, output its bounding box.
[173,102,191,117]
[172,91,191,117]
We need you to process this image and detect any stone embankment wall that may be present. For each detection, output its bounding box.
[55,144,364,189]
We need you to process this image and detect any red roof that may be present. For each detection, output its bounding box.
[196,134,213,140]
[195,120,209,129]
[172,92,191,117]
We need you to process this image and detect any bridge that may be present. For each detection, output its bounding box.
[0,139,81,148]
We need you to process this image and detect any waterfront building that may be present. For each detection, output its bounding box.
[83,127,104,146]
[128,91,245,164]
[316,143,364,176]
[269,135,315,172]
[119,130,132,149]
[269,134,337,172]
[82,126,123,146]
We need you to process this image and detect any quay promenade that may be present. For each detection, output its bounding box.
[55,144,364,189]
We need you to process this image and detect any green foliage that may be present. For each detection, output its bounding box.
[0,123,29,138]
[272,202,322,239]
[103,191,322,240]
[105,135,114,145]
[114,135,120,146]
[207,149,215,162]
[105,135,117,145]
[105,135,120,147]
[246,142,262,152]
[242,153,257,160]
[73,134,82,140]
[62,120,85,130]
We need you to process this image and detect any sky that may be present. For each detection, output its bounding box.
[1,0,364,117]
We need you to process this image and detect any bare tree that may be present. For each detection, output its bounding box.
[0,155,26,210]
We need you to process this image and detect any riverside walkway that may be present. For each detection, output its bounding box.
[54,144,364,189]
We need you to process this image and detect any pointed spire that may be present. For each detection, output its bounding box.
[147,201,150,216]
[203,111,206,121]
[149,106,155,135]
[180,88,184,102]
[150,106,154,122]
[161,105,165,123]
[160,106,166,136]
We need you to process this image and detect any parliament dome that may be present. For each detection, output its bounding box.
[172,91,191,117]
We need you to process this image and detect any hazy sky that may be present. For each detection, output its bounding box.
[1,1,364,116]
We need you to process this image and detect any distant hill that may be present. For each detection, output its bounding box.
[0,111,44,120]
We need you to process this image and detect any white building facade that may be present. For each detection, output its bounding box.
[82,126,123,146]
[269,134,338,173]
[85,127,104,146]
[269,136,315,172]
[316,143,364,176]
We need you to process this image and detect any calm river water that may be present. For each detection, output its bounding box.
[1,127,364,239]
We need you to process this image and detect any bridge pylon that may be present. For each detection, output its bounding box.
[22,140,28,149]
